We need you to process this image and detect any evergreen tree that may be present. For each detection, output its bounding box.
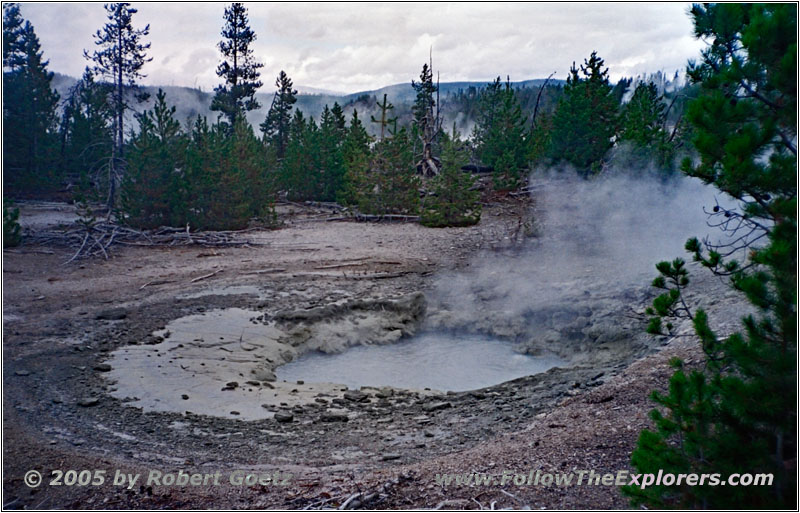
[472,77,529,189]
[211,2,263,127]
[3,200,22,248]
[330,102,347,141]
[121,90,188,228]
[412,61,441,177]
[370,93,397,141]
[58,68,114,197]
[549,51,618,175]
[623,4,796,509]
[281,110,315,200]
[619,82,676,170]
[260,71,297,159]
[338,109,372,205]
[2,4,60,195]
[420,125,480,227]
[84,2,151,209]
[351,127,419,216]
[317,105,346,201]
[184,114,271,230]
[2,3,24,69]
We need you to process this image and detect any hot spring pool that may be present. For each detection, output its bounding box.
[275,332,565,392]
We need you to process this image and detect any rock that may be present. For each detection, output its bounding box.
[230,411,240,415]
[77,398,99,407]
[343,390,369,402]
[222,381,239,391]
[375,387,394,399]
[14,370,30,376]
[93,363,112,372]
[245,380,261,386]
[424,430,435,438]
[181,394,189,400]
[422,401,452,412]
[320,410,349,422]
[96,308,127,320]
[251,368,276,382]
[274,411,294,423]
[381,453,401,461]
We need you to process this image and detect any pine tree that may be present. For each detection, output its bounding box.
[338,109,372,205]
[412,60,442,177]
[281,110,314,200]
[623,4,796,509]
[59,68,114,197]
[317,105,346,201]
[84,2,151,209]
[2,4,60,196]
[3,200,22,247]
[420,125,480,227]
[183,114,270,230]
[370,93,397,141]
[619,82,676,171]
[211,2,263,128]
[472,77,529,190]
[2,3,25,69]
[549,51,618,175]
[260,70,297,159]
[352,127,419,216]
[121,90,188,228]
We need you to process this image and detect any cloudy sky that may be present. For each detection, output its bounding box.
[20,2,704,94]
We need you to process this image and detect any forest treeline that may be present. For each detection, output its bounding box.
[3,2,695,231]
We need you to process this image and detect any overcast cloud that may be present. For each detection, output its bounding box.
[20,2,704,94]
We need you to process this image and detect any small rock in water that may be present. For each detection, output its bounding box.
[94,363,112,372]
[14,370,30,376]
[230,411,240,416]
[381,453,401,461]
[181,394,189,400]
[77,398,99,407]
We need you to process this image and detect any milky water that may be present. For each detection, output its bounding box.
[276,332,565,392]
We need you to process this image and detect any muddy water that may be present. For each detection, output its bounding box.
[276,333,565,392]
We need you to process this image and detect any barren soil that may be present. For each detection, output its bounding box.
[2,196,747,509]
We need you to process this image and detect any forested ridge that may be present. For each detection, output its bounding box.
[4,1,693,231]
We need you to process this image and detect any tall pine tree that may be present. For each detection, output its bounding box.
[3,3,60,196]
[85,2,151,209]
[211,2,263,128]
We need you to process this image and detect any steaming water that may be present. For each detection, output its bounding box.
[276,332,565,392]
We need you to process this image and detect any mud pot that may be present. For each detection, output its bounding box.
[3,178,753,509]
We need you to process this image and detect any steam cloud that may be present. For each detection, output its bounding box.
[426,168,740,338]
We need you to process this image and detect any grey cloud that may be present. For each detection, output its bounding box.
[20,2,703,94]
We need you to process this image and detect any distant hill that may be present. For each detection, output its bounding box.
[49,73,565,137]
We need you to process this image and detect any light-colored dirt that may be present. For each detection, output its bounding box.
[2,196,747,509]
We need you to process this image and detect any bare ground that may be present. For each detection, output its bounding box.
[2,198,738,509]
